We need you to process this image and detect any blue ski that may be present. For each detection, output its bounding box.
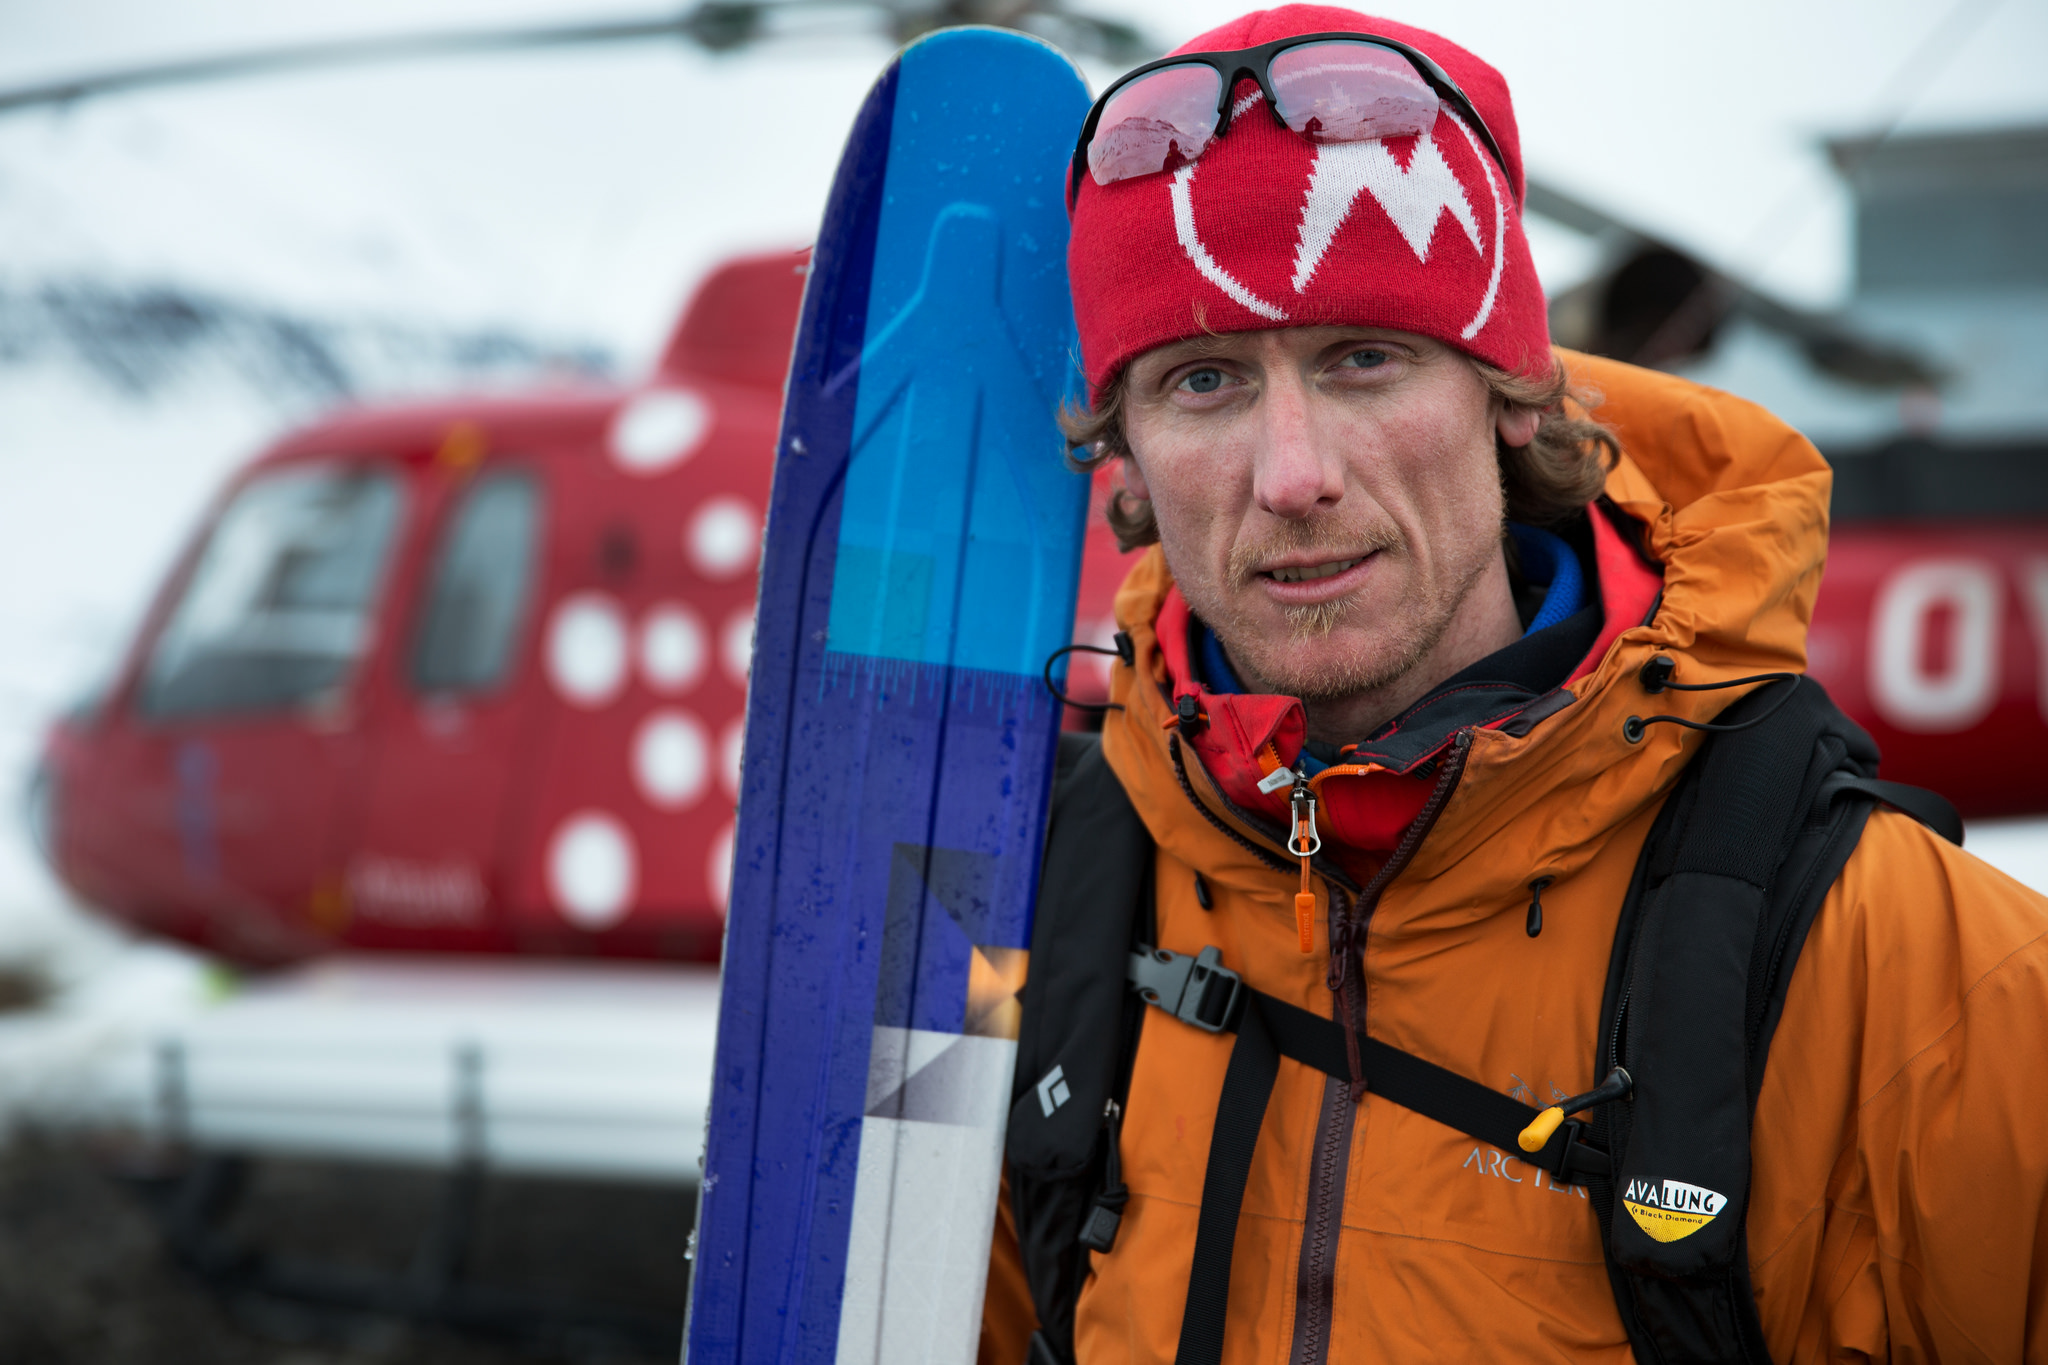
[687,29,1092,1365]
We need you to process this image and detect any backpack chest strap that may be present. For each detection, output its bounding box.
[1130,944,1611,1184]
[1130,944,1611,1365]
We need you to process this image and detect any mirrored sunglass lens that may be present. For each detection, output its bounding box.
[1269,41,1439,144]
[1088,63,1224,187]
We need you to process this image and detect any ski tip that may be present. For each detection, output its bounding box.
[897,24,1094,92]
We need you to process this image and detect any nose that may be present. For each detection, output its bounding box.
[1249,370,1344,520]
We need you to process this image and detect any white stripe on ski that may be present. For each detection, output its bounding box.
[835,1027,1017,1365]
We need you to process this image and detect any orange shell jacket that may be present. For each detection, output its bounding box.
[981,353,2048,1363]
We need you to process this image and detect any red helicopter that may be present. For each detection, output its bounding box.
[28,244,2048,967]
[31,251,806,965]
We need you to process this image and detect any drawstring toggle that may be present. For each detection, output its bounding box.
[1526,876,1553,937]
[1517,1067,1633,1153]
[1168,693,1209,737]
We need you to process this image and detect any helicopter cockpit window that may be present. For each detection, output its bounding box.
[140,465,402,719]
[410,471,541,694]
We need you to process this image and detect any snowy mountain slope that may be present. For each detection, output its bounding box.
[0,95,539,327]
[0,278,610,401]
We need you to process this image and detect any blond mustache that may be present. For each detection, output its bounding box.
[1225,522,1402,591]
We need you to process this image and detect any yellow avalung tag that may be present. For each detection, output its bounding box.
[1623,1177,1729,1243]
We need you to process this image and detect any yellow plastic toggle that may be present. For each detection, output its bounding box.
[1518,1106,1565,1153]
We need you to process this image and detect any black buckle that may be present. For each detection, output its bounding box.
[1127,945,1246,1033]
[1541,1118,1611,1185]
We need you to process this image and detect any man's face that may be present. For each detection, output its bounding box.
[1121,326,1538,705]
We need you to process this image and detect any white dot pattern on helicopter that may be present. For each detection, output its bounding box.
[639,602,708,694]
[608,387,711,474]
[722,607,754,687]
[720,717,745,800]
[633,709,711,810]
[545,592,631,707]
[540,481,762,927]
[688,496,760,579]
[547,810,637,930]
[708,820,736,915]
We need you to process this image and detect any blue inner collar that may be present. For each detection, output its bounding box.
[1506,522,1584,635]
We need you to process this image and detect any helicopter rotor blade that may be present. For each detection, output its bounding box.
[0,9,732,115]
[0,1,1153,117]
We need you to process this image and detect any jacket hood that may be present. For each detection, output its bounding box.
[1099,350,1832,916]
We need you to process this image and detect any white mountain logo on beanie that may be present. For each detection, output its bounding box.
[1292,129,1478,289]
[1168,108,1506,341]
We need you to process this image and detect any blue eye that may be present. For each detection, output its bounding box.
[1182,368,1224,394]
[1343,348,1389,369]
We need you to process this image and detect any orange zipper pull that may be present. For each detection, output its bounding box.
[1295,863,1315,954]
[1287,767,1320,955]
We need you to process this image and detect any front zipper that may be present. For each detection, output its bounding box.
[1164,716,1475,1365]
[1288,731,1472,1365]
[1292,1086,1354,1361]
[1608,979,1634,1073]
[1327,733,1474,1097]
[1289,1020,1355,1365]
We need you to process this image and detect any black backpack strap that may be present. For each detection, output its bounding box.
[1174,996,1278,1365]
[1822,774,1962,846]
[1589,675,1954,1364]
[1008,732,1154,1365]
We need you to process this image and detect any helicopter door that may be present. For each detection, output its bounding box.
[348,468,545,950]
[128,462,403,960]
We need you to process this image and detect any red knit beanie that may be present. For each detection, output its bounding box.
[1067,5,1549,396]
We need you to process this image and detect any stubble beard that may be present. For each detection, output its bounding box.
[1190,516,1494,708]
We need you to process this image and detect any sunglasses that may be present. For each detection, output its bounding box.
[1067,32,1509,209]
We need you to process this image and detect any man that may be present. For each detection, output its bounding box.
[983,5,2048,1361]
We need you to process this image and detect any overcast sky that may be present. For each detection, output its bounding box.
[2,0,2044,363]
